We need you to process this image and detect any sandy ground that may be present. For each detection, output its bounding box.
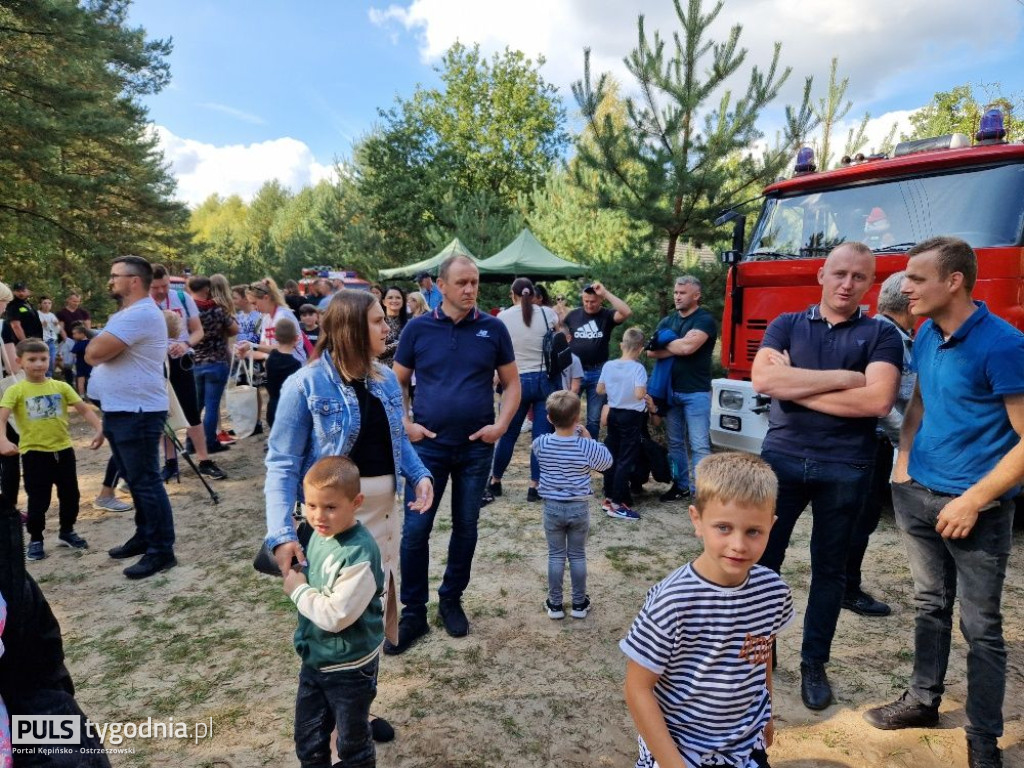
[20,413,1024,768]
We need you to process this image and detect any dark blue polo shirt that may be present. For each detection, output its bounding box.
[909,301,1024,497]
[760,305,903,463]
[394,305,516,446]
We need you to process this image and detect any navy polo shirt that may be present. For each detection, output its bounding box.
[909,301,1024,497]
[760,305,903,463]
[394,305,516,446]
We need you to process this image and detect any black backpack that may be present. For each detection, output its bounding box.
[541,309,571,383]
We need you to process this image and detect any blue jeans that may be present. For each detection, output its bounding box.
[193,361,229,447]
[581,367,606,439]
[294,658,378,768]
[103,411,175,555]
[491,371,554,482]
[46,339,57,377]
[543,499,589,606]
[665,390,711,493]
[400,439,494,618]
[759,450,872,664]
[892,479,1013,747]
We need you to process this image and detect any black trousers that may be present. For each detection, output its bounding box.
[0,421,19,504]
[603,408,644,505]
[23,447,80,541]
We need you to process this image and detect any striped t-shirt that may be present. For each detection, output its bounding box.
[620,563,794,768]
[532,433,613,501]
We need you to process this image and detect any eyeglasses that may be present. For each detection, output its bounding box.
[556,296,565,301]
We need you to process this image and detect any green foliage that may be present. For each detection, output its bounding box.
[0,0,190,306]
[354,41,568,264]
[904,83,1023,141]
[571,0,816,317]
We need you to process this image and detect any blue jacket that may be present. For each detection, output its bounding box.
[646,327,680,403]
[264,355,432,550]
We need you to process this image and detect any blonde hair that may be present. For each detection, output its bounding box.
[693,453,777,514]
[406,291,428,317]
[209,273,235,317]
[162,310,182,339]
[246,277,286,307]
[545,390,581,429]
[303,455,361,500]
[621,327,645,352]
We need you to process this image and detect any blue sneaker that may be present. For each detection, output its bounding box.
[606,504,640,521]
[27,541,46,560]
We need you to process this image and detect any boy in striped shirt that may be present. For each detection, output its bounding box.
[532,390,612,619]
[621,452,794,768]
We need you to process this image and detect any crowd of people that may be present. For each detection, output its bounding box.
[0,235,1020,768]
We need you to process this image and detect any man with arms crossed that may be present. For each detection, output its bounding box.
[648,275,718,502]
[864,237,1024,768]
[389,255,521,652]
[751,242,901,710]
[85,256,178,579]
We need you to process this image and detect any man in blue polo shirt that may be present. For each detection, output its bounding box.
[864,237,1024,768]
[389,255,521,653]
[751,242,902,711]
[416,271,443,311]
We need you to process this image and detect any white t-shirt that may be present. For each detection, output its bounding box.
[561,352,583,392]
[89,297,169,413]
[260,306,306,362]
[155,289,200,344]
[599,358,647,411]
[497,304,559,374]
[39,312,61,343]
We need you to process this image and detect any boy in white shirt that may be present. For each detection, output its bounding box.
[597,327,647,520]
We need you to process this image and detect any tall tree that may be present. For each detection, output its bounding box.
[0,0,189,298]
[354,41,568,264]
[572,0,816,288]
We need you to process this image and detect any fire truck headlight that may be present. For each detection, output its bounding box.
[719,390,745,411]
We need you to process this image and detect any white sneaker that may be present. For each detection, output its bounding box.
[94,496,133,512]
[520,418,533,434]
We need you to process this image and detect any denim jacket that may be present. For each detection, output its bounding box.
[264,355,431,550]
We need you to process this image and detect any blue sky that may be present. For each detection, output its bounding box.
[128,0,1024,207]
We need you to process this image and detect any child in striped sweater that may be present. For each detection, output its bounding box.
[532,390,612,620]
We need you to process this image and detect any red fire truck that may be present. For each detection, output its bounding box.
[298,266,371,295]
[710,109,1024,452]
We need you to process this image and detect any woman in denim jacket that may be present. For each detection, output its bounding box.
[265,293,434,745]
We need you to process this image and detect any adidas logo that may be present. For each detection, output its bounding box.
[574,320,604,340]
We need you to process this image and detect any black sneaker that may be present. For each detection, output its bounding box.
[489,480,503,497]
[383,615,429,655]
[57,531,88,549]
[571,595,591,619]
[968,741,1003,768]
[480,487,495,506]
[842,589,892,617]
[545,599,565,619]
[800,661,833,711]
[206,441,230,454]
[438,598,469,637]
[659,485,690,502]
[123,552,177,579]
[198,460,227,480]
[527,487,541,503]
[863,691,940,730]
[109,537,147,559]
[252,421,264,435]
[160,460,179,483]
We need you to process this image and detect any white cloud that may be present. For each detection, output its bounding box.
[152,126,336,207]
[369,0,1022,115]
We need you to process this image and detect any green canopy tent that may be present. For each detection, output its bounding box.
[377,238,478,280]
[475,229,588,282]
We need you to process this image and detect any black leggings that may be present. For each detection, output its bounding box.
[0,422,19,505]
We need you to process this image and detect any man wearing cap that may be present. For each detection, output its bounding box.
[563,281,632,438]
[417,272,443,311]
[5,282,43,344]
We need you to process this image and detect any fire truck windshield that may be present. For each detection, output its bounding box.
[746,162,1024,260]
